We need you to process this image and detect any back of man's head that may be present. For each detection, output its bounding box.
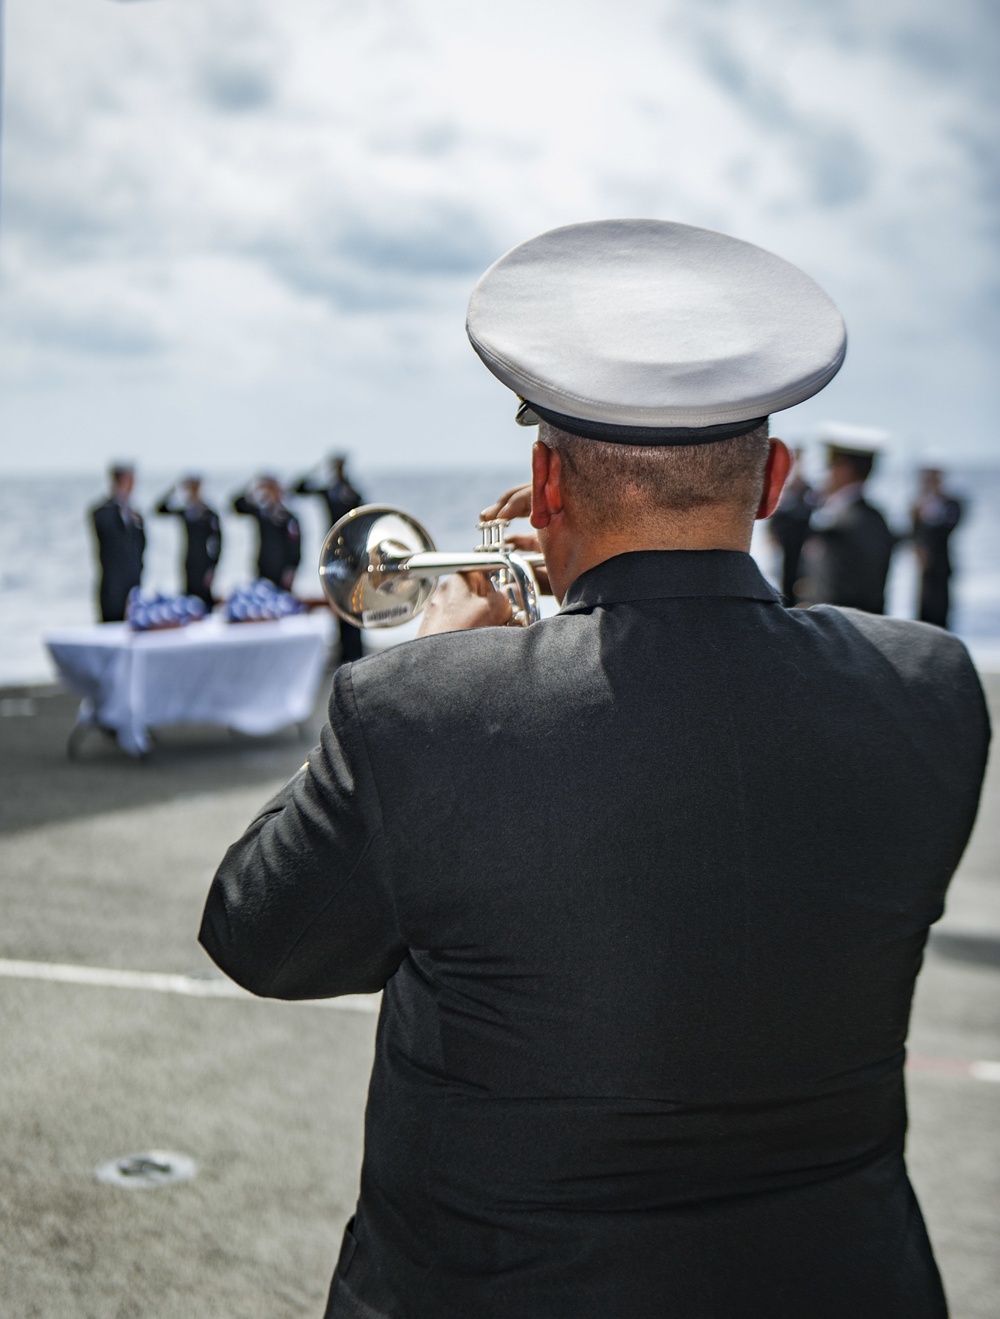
[541,420,771,538]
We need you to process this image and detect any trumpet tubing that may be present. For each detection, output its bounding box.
[318,505,542,629]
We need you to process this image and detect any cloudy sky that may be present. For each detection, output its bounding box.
[0,0,996,473]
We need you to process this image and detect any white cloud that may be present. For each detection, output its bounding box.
[0,0,996,473]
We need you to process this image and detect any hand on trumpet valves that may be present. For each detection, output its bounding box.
[416,571,514,637]
[480,484,551,595]
[480,484,531,523]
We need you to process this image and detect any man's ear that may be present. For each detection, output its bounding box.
[756,439,793,520]
[530,440,564,529]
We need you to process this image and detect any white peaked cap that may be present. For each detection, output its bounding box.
[817,421,891,454]
[467,219,847,445]
[917,446,949,470]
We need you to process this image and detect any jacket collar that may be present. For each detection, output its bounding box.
[559,550,780,613]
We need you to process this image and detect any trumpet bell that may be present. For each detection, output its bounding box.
[319,505,436,628]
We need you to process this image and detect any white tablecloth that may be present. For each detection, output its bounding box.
[46,613,334,756]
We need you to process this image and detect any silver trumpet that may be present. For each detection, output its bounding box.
[318,505,544,629]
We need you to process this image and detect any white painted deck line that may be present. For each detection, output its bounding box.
[0,958,380,1013]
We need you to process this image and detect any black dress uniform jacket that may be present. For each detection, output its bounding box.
[155,497,222,608]
[200,551,990,1319]
[90,498,145,622]
[232,494,301,588]
[293,475,363,529]
[804,497,895,614]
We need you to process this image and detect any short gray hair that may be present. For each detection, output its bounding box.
[541,421,770,528]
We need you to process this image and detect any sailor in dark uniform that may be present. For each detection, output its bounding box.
[231,476,301,591]
[293,453,363,528]
[765,446,815,604]
[201,221,990,1319]
[912,466,963,629]
[89,464,145,622]
[155,475,222,610]
[294,455,364,660]
[801,428,896,613]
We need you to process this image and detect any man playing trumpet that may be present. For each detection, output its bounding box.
[201,221,988,1319]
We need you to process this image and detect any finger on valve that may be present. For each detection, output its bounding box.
[481,484,531,523]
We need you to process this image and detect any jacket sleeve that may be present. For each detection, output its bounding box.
[287,515,302,569]
[207,513,222,564]
[90,505,111,560]
[198,665,405,999]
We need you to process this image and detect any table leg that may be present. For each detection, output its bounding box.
[67,699,97,761]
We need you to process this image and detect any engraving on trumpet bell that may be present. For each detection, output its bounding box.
[362,602,416,627]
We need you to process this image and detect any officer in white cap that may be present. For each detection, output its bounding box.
[798,422,896,614]
[201,221,989,1319]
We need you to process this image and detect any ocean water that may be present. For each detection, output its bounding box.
[2,464,999,686]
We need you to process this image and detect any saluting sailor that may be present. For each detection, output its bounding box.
[231,475,302,592]
[201,221,989,1319]
[293,453,364,530]
[155,474,222,611]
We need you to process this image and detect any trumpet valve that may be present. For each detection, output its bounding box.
[475,517,512,554]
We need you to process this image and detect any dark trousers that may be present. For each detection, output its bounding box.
[185,566,215,612]
[779,539,806,607]
[100,576,139,623]
[771,521,810,606]
[919,571,951,630]
[339,621,364,662]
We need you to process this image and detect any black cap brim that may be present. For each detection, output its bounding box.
[517,399,767,446]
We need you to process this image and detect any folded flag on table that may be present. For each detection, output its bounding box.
[224,580,305,623]
[126,589,207,631]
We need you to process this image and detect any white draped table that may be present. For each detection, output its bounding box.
[45,613,334,756]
